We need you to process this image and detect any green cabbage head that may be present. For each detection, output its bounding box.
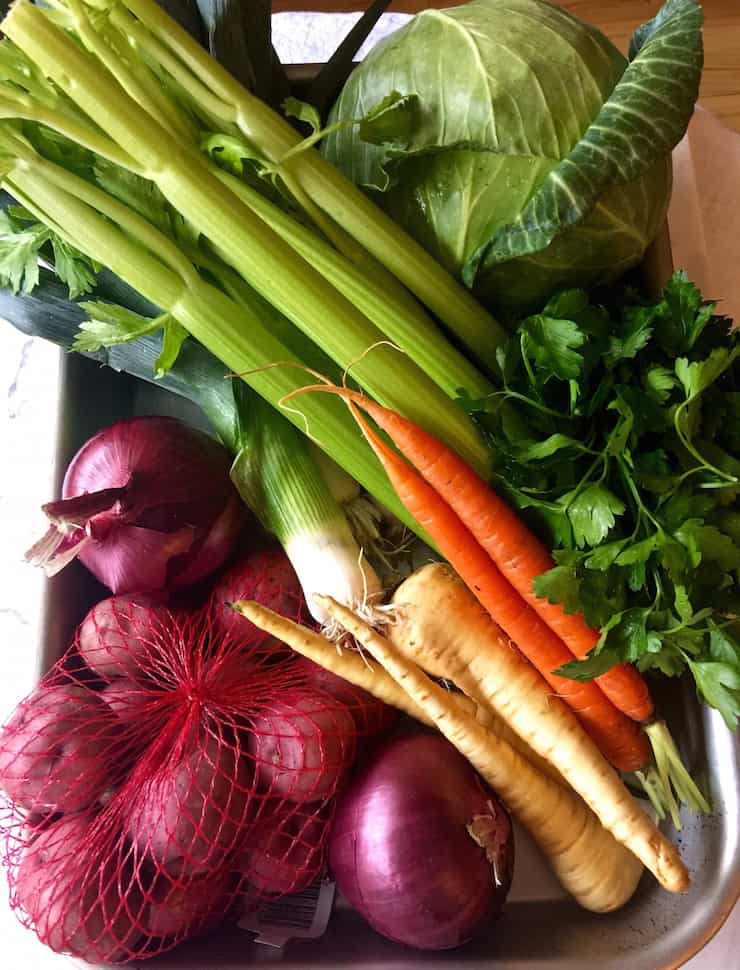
[322,0,702,316]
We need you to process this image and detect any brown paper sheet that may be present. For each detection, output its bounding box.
[668,106,740,322]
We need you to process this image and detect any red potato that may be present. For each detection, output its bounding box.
[145,871,231,939]
[77,594,169,681]
[238,808,327,895]
[125,731,252,876]
[14,814,144,962]
[100,680,152,723]
[0,683,116,813]
[296,657,398,737]
[248,693,355,803]
[210,547,307,649]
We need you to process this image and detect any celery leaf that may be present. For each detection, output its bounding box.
[155,319,189,378]
[283,97,322,135]
[73,302,164,352]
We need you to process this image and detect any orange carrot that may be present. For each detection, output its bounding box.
[317,396,650,772]
[297,385,652,724]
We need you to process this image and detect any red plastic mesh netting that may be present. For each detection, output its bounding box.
[0,588,395,963]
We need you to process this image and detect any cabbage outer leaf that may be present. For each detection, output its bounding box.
[323,0,625,191]
[463,0,703,283]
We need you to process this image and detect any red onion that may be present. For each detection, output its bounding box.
[328,733,514,950]
[27,416,244,595]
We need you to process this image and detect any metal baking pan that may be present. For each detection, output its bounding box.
[34,220,739,970]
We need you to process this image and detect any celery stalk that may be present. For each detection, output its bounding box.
[0,136,420,533]
[209,167,494,402]
[3,0,489,475]
[115,0,507,370]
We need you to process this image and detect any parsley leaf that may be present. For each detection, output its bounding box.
[584,538,627,570]
[601,607,662,663]
[644,365,677,403]
[605,304,654,365]
[686,658,740,731]
[564,484,626,548]
[556,649,623,681]
[656,271,717,353]
[675,347,737,403]
[532,565,582,614]
[514,433,586,461]
[675,520,740,571]
[519,314,585,381]
[542,289,589,318]
[615,535,657,566]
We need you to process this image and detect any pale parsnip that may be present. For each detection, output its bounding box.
[315,593,645,913]
[387,564,689,893]
[233,599,561,782]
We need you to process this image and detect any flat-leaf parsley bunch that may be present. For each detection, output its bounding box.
[465,273,740,730]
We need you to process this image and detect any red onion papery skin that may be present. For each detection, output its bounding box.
[31,416,245,595]
[328,732,514,951]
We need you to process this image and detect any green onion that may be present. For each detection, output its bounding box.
[231,393,382,624]
[0,252,387,622]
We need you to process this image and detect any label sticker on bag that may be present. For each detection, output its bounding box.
[238,879,336,948]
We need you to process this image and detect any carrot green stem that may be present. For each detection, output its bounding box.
[644,720,711,829]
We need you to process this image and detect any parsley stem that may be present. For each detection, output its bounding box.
[519,333,541,401]
[674,417,737,483]
[563,450,607,512]
[658,622,718,638]
[502,389,577,421]
[618,456,663,532]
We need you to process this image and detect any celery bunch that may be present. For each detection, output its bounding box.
[0,0,498,499]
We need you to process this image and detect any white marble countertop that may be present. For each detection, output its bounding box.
[0,10,737,969]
